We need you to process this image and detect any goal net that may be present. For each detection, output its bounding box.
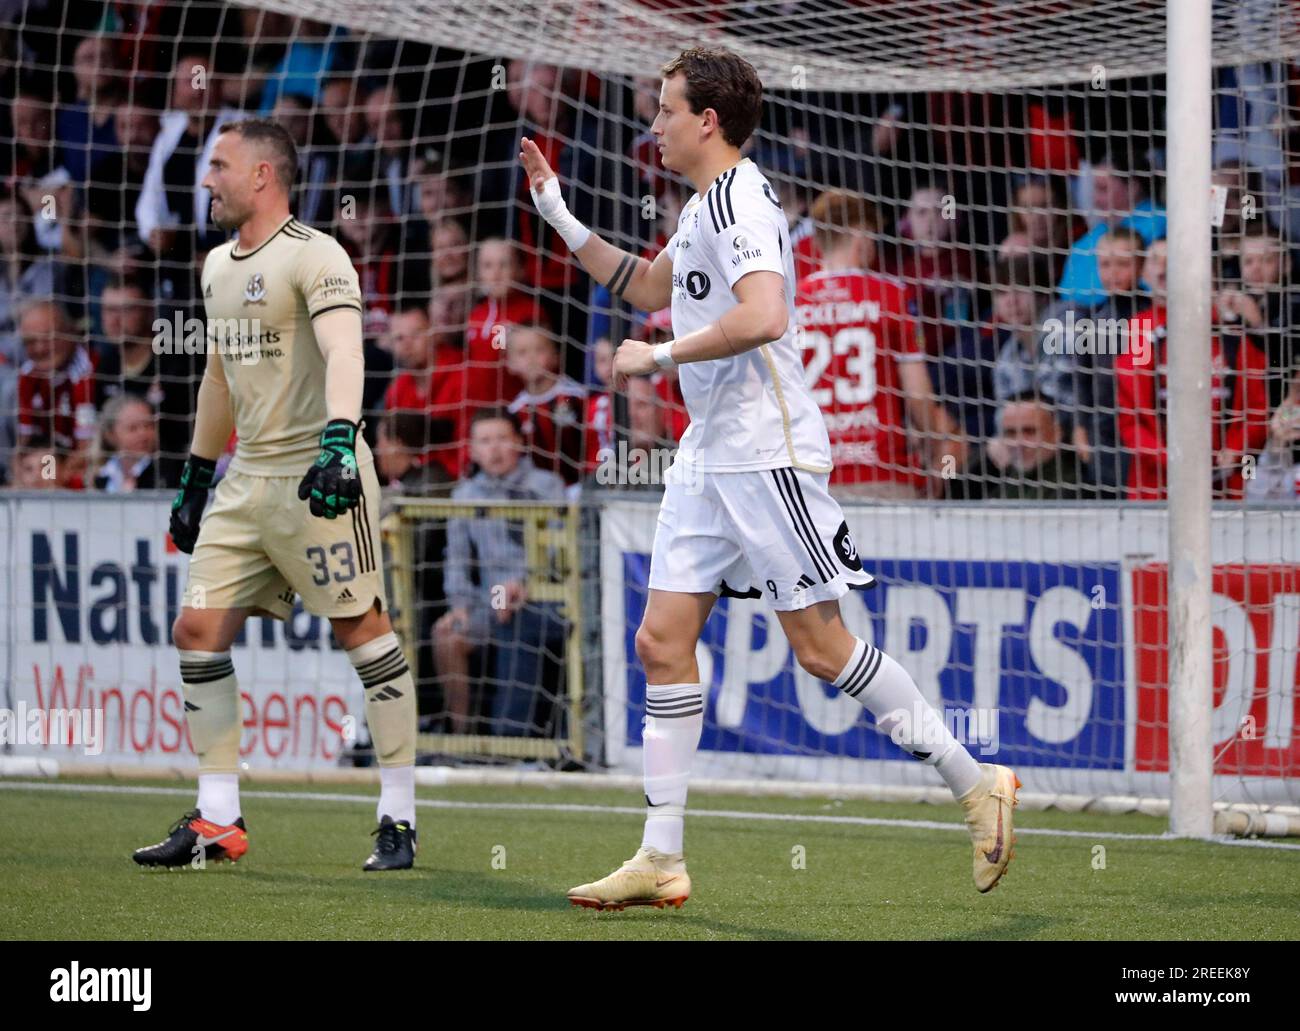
[4,0,1300,830]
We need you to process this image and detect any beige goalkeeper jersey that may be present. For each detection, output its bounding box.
[201,214,372,476]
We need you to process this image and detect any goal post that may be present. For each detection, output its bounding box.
[1165,0,1215,838]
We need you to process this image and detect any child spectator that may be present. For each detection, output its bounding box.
[434,408,569,736]
[1216,222,1300,416]
[505,323,586,488]
[1118,239,1270,499]
[7,435,71,490]
[1057,150,1167,306]
[465,237,547,406]
[92,393,159,491]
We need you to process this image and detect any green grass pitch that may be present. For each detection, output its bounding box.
[1,778,1297,941]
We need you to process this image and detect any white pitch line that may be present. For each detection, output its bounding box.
[4,779,1300,851]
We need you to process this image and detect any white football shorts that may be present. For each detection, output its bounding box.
[647,462,876,611]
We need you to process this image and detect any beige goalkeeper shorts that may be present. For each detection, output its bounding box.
[184,462,387,620]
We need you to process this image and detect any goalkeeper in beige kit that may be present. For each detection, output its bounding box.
[132,119,418,872]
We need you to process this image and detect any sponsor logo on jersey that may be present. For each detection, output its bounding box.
[244,273,267,304]
[730,231,764,266]
[673,269,711,300]
[318,274,358,302]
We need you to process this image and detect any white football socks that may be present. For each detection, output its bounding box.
[833,637,982,799]
[378,764,416,826]
[641,682,704,855]
[196,772,241,827]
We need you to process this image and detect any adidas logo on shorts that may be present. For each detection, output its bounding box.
[336,587,355,603]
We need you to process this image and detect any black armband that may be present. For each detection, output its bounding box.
[606,253,639,297]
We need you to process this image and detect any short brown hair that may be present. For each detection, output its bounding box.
[810,190,879,253]
[218,117,298,191]
[1099,226,1145,252]
[660,47,762,148]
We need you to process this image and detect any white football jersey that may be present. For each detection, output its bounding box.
[666,158,832,473]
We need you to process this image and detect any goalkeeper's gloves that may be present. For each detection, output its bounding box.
[169,454,217,554]
[298,418,361,519]
[528,176,591,251]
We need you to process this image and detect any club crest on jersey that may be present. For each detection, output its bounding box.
[244,272,267,305]
[833,521,862,572]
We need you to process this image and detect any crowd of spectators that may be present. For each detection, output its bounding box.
[5,6,1300,731]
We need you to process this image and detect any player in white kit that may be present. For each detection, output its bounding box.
[521,47,1019,908]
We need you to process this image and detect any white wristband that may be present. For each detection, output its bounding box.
[653,341,677,369]
[529,176,591,251]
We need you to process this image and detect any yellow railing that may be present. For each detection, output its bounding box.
[379,497,584,763]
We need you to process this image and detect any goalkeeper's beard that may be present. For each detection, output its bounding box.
[210,196,252,232]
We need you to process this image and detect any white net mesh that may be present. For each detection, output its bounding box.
[234,0,1300,91]
[2,0,1299,821]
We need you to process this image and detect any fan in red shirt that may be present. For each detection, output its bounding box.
[465,238,549,407]
[16,299,97,488]
[383,295,471,481]
[796,191,961,499]
[505,323,586,486]
[1117,240,1270,500]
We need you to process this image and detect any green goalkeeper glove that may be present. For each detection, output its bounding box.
[169,455,217,554]
[298,418,362,519]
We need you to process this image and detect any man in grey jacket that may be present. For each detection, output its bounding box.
[434,407,569,736]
